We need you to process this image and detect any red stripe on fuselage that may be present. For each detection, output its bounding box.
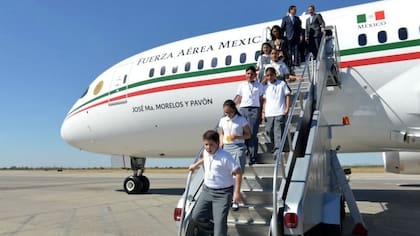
[340,51,420,68]
[66,74,245,119]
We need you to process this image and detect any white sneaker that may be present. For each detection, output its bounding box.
[231,202,239,211]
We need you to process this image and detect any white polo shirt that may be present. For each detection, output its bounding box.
[236,80,264,108]
[269,60,290,78]
[203,148,240,189]
[263,80,291,117]
[219,115,248,144]
[256,54,271,70]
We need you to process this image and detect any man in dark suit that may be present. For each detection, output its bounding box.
[281,5,302,66]
[305,5,325,59]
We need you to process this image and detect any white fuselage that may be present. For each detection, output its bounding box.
[61,0,420,158]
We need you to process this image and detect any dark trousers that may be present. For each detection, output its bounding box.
[288,39,300,66]
[191,185,233,236]
[240,107,260,161]
[308,35,322,59]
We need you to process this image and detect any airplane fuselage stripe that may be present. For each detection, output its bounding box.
[66,74,244,119]
[340,39,420,56]
[340,51,420,68]
[67,41,420,119]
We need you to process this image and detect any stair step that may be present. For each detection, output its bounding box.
[242,176,280,191]
[227,222,270,236]
[243,164,275,176]
[241,191,272,205]
[228,205,273,224]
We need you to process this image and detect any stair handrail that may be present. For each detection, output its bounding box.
[177,144,205,236]
[271,53,314,236]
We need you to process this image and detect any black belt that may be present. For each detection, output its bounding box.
[204,185,233,191]
[242,106,259,109]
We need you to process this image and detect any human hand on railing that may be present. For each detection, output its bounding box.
[188,164,197,172]
[188,158,203,172]
[294,75,303,81]
[233,193,241,204]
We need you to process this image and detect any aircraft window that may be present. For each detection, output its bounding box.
[80,87,88,98]
[198,59,204,70]
[211,57,218,68]
[240,53,247,64]
[185,62,191,72]
[398,27,408,40]
[225,55,232,66]
[172,66,178,74]
[123,75,127,84]
[358,34,367,46]
[255,51,260,61]
[160,66,166,76]
[149,68,155,78]
[378,30,387,43]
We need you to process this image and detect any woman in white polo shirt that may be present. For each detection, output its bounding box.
[219,99,251,172]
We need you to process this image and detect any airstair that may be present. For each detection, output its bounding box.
[175,26,367,236]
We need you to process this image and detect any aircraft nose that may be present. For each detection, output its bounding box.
[61,117,77,148]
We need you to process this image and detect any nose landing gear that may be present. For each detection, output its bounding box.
[123,157,150,194]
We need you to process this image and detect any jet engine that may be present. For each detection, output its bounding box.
[383,152,420,174]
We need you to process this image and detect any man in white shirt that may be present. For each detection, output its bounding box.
[235,66,264,164]
[189,130,242,236]
[262,67,291,154]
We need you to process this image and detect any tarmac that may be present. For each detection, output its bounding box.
[0,170,419,236]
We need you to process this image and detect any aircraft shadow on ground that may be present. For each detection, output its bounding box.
[115,188,184,195]
[343,189,420,236]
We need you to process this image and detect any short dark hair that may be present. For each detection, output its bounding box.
[308,5,315,11]
[265,67,277,75]
[289,5,296,13]
[246,65,256,73]
[202,130,219,144]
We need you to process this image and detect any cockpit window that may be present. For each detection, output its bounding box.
[80,87,88,98]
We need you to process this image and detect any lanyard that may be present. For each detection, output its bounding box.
[248,82,254,97]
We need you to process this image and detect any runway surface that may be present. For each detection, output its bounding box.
[0,170,419,236]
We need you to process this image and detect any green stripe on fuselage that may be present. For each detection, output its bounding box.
[340,39,420,56]
[69,63,254,115]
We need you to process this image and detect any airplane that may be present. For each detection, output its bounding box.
[61,0,420,194]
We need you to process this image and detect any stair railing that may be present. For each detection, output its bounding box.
[270,26,340,236]
[177,145,205,236]
[270,52,314,236]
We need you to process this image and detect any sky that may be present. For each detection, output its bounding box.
[0,0,381,168]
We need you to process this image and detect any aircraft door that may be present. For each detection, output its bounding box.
[108,63,133,106]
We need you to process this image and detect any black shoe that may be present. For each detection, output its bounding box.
[249,158,256,165]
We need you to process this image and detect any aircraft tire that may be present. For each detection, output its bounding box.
[124,176,143,194]
[139,176,150,193]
